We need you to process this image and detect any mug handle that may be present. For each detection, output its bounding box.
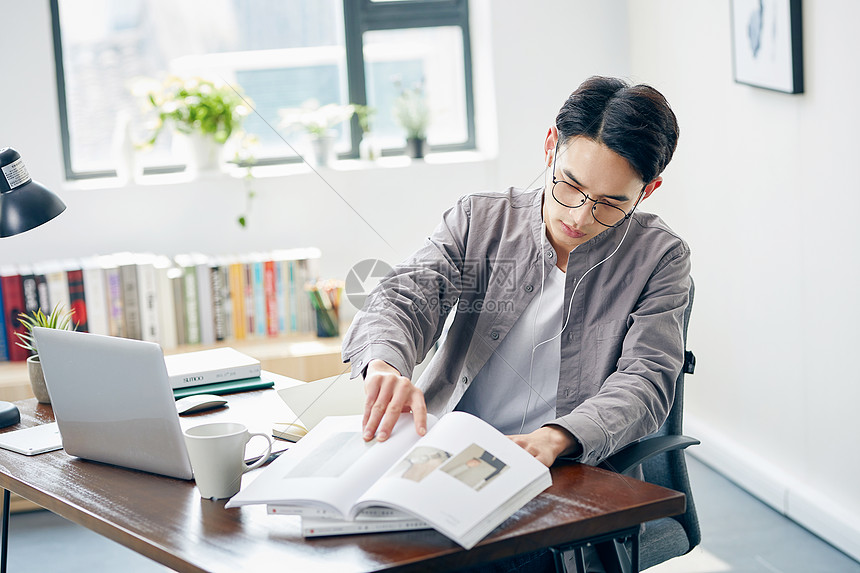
[243,432,274,473]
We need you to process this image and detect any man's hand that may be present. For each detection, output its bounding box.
[362,360,427,442]
[508,425,581,467]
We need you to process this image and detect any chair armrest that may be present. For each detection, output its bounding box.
[598,435,700,476]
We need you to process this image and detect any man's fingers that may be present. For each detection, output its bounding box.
[507,434,553,467]
[410,391,427,436]
[362,378,382,429]
[375,378,415,441]
[361,361,428,442]
[363,379,395,440]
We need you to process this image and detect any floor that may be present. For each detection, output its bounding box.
[5,456,860,572]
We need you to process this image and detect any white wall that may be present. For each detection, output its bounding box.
[0,0,628,323]
[628,0,860,561]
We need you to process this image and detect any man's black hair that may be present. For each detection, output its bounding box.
[555,76,680,183]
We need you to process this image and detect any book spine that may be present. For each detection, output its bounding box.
[82,265,109,335]
[155,266,178,350]
[296,260,311,332]
[220,266,233,341]
[67,269,89,332]
[35,274,50,314]
[264,260,278,337]
[1,275,29,361]
[119,264,142,340]
[244,263,255,336]
[136,263,159,343]
[0,281,8,361]
[196,263,215,345]
[267,505,324,517]
[168,364,262,389]
[182,267,200,345]
[287,261,298,332]
[276,260,287,334]
[171,273,187,347]
[21,273,40,316]
[267,505,413,520]
[252,262,266,337]
[301,518,430,537]
[103,267,124,338]
[228,263,246,341]
[211,266,227,342]
[45,270,71,314]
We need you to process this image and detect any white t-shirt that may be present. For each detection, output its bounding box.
[456,265,564,434]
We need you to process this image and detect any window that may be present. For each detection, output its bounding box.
[51,0,475,179]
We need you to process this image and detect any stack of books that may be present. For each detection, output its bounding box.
[165,347,268,397]
[0,248,322,362]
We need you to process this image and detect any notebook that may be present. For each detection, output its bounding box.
[32,328,193,480]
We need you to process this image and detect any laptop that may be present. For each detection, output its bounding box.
[33,328,193,480]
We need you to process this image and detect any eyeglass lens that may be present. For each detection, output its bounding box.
[551,181,628,227]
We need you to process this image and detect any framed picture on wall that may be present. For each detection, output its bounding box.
[731,0,804,94]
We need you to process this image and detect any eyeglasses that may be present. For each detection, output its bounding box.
[550,144,645,228]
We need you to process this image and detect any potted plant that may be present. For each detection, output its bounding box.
[278,99,355,167]
[16,304,77,404]
[353,104,381,161]
[393,82,430,159]
[139,76,250,174]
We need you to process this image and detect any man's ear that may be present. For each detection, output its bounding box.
[544,126,558,167]
[641,176,663,201]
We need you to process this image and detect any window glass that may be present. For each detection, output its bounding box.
[56,0,347,173]
[363,27,468,150]
[53,0,474,177]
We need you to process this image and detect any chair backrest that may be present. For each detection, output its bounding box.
[641,278,700,549]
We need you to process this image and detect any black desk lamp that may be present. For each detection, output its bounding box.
[0,147,67,427]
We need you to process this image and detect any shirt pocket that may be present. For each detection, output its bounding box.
[596,319,628,379]
[597,319,628,342]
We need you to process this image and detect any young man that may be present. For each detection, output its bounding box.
[343,75,690,475]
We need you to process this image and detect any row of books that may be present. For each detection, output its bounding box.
[0,248,322,362]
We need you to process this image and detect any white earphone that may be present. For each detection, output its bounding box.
[519,211,636,434]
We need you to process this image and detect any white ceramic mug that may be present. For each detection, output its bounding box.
[184,422,273,500]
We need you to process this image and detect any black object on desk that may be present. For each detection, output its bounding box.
[0,403,19,429]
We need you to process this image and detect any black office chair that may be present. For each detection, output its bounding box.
[590,279,700,572]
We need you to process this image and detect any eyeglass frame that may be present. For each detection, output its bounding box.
[550,141,647,228]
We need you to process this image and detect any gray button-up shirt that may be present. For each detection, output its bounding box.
[342,187,691,465]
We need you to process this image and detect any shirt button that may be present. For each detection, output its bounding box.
[490,331,499,340]
[546,250,554,259]
[525,284,534,292]
[461,376,469,384]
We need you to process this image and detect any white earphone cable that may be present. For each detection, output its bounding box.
[519,213,636,434]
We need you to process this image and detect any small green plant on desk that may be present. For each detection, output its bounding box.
[16,304,77,404]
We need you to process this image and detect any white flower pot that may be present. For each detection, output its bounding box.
[182,132,224,175]
[310,132,337,167]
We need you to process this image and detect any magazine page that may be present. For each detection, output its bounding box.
[351,411,552,549]
[226,414,437,517]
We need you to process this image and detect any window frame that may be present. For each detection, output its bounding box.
[49,0,476,180]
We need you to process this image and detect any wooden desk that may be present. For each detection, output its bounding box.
[0,390,685,573]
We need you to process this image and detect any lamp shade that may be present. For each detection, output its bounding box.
[0,147,66,238]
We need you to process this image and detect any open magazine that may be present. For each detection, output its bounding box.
[226,412,552,549]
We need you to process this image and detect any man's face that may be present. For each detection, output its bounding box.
[542,133,656,254]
